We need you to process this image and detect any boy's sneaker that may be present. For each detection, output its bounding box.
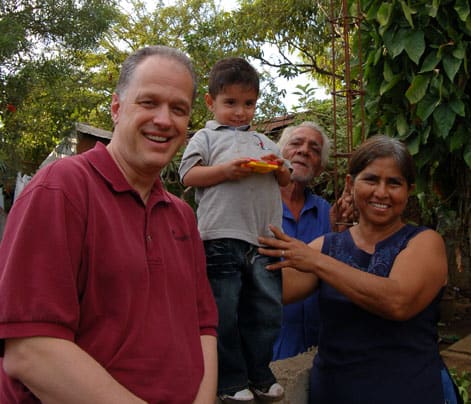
[219,388,255,403]
[251,382,285,402]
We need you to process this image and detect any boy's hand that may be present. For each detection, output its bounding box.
[223,158,253,181]
[260,154,291,186]
[260,154,283,168]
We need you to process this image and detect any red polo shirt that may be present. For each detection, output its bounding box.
[0,143,218,403]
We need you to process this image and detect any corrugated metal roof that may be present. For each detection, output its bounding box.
[76,122,112,140]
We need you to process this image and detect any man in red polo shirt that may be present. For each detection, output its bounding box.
[0,45,218,404]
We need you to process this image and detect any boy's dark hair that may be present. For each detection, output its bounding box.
[208,57,259,98]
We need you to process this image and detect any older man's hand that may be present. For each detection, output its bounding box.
[330,186,355,232]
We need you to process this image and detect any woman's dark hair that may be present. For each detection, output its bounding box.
[348,135,416,187]
[208,57,259,98]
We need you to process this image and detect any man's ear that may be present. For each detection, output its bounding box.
[111,93,120,124]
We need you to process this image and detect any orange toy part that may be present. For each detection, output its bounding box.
[242,159,280,173]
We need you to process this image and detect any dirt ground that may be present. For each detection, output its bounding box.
[438,287,471,352]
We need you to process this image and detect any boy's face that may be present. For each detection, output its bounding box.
[205,84,257,127]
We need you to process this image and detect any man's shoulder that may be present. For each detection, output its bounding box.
[20,146,112,204]
[31,153,91,186]
[306,191,331,208]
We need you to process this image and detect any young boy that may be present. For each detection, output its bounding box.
[179,57,290,403]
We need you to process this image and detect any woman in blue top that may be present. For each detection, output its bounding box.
[258,135,458,404]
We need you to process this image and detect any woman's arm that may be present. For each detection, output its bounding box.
[259,226,447,321]
[259,228,320,303]
[281,267,318,304]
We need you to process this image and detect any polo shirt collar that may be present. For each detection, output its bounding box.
[303,188,320,213]
[282,188,319,220]
[205,120,250,131]
[84,142,171,204]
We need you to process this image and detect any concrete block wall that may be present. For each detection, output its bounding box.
[216,349,315,404]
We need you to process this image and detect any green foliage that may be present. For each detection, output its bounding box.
[355,0,471,161]
[353,0,471,284]
[229,0,344,89]
[0,0,300,199]
[0,0,119,185]
[449,368,470,404]
[353,0,471,207]
[0,1,119,67]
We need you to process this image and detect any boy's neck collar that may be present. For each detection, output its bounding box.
[209,120,250,131]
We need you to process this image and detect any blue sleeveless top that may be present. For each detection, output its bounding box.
[309,224,444,404]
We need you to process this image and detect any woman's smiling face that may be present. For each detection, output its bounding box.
[348,157,413,227]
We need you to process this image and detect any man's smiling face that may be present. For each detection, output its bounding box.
[282,127,324,184]
[110,54,193,176]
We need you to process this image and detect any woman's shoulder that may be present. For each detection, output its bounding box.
[405,224,444,247]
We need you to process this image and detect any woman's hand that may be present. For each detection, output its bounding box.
[258,225,319,303]
[258,225,319,273]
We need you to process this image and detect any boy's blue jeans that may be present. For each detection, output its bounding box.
[204,238,282,396]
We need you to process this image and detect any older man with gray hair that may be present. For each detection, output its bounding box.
[273,121,351,360]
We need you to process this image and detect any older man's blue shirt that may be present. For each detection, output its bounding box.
[273,190,331,360]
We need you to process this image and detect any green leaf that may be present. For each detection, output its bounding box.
[407,133,421,155]
[464,143,471,169]
[422,125,432,144]
[433,104,456,138]
[420,51,441,73]
[417,93,439,121]
[452,42,466,59]
[449,125,467,151]
[400,0,416,28]
[443,55,462,81]
[380,74,401,95]
[383,61,394,81]
[404,30,425,64]
[454,0,470,22]
[373,47,382,65]
[450,99,465,116]
[377,3,393,27]
[396,113,408,137]
[365,1,380,21]
[406,74,430,104]
[384,29,408,59]
[427,0,439,17]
